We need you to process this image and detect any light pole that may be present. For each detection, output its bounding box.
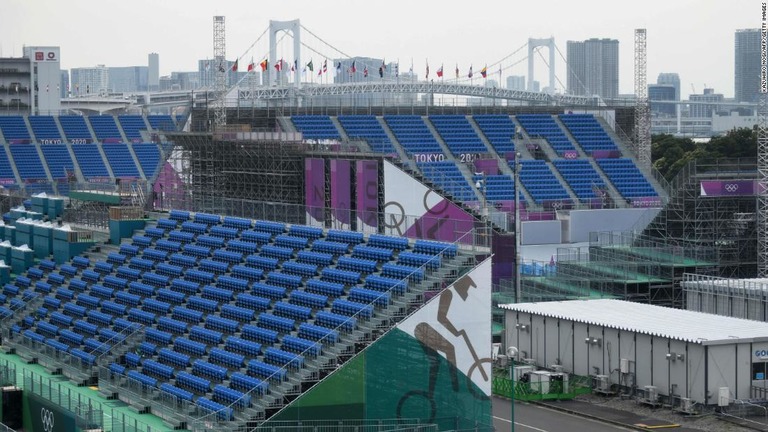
[514,156,521,302]
[508,346,518,431]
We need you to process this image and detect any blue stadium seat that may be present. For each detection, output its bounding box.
[337,115,396,153]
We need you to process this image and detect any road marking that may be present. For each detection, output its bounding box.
[492,416,549,432]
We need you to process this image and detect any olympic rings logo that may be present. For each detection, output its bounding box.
[724,184,739,193]
[41,407,55,432]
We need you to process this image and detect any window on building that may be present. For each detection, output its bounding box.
[753,362,765,380]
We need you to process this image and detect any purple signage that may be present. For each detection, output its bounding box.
[700,180,756,197]
[403,198,478,243]
[356,160,378,231]
[473,159,499,175]
[330,159,352,226]
[153,162,185,209]
[305,158,325,223]
[591,150,621,159]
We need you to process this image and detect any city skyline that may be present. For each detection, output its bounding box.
[0,0,757,99]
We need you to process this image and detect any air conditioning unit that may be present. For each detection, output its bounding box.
[496,354,509,368]
[522,358,536,366]
[593,374,611,394]
[679,397,696,414]
[641,385,660,406]
[550,364,564,373]
[620,358,630,374]
[513,365,534,382]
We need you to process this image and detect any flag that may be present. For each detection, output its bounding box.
[363,66,368,77]
[350,60,357,73]
[381,60,387,71]
[292,59,297,72]
[218,62,225,73]
[455,64,459,79]
[395,62,399,77]
[425,61,429,79]
[436,65,443,78]
[378,65,384,78]
[260,59,268,71]
[468,65,473,78]
[480,65,487,78]
[275,59,283,71]
[247,58,255,72]
[336,62,342,72]
[231,59,238,72]
[323,60,328,73]
[306,59,314,72]
[205,61,210,72]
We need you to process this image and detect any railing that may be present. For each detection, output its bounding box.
[492,371,592,401]
[24,369,103,431]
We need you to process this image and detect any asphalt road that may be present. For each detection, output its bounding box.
[492,396,631,431]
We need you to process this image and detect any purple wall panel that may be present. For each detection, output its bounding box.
[305,158,325,223]
[356,160,378,230]
[330,159,352,225]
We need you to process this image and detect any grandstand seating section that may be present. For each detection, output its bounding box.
[516,159,570,203]
[102,144,140,178]
[132,144,162,179]
[28,116,62,142]
[552,159,606,200]
[428,115,489,155]
[384,115,443,154]
[0,116,31,142]
[418,161,476,202]
[290,116,341,140]
[58,116,93,142]
[1,210,462,424]
[39,145,75,179]
[337,115,395,153]
[71,144,110,179]
[9,145,47,180]
[118,115,148,142]
[515,114,575,155]
[558,114,618,153]
[88,116,123,142]
[597,158,658,199]
[473,114,516,154]
[473,174,518,202]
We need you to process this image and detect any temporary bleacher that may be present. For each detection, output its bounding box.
[473,114,516,154]
[516,159,570,203]
[40,144,75,179]
[384,115,443,155]
[58,116,93,143]
[102,144,140,178]
[118,115,148,142]
[88,116,123,142]
[28,116,63,142]
[514,114,575,155]
[0,210,467,428]
[0,148,16,183]
[558,114,618,153]
[473,174,518,202]
[597,158,658,199]
[0,116,31,142]
[290,116,341,140]
[132,144,162,179]
[147,115,177,132]
[336,115,395,153]
[9,145,47,180]
[418,161,476,202]
[428,115,489,156]
[71,144,109,179]
[552,159,606,200]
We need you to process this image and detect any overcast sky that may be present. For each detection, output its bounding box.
[0,0,757,98]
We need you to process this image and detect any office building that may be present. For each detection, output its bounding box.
[0,46,61,114]
[507,75,525,91]
[566,38,619,99]
[71,65,108,96]
[148,53,159,91]
[107,66,148,93]
[60,70,69,99]
[657,73,681,101]
[690,88,724,118]
[735,29,760,103]
[648,84,676,116]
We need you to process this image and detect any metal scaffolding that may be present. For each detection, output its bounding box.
[212,16,227,128]
[645,158,758,278]
[634,29,651,168]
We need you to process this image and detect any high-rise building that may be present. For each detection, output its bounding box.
[735,29,760,103]
[71,65,108,96]
[648,84,676,116]
[20,46,62,114]
[60,70,69,99]
[690,88,724,118]
[197,59,246,88]
[566,38,619,99]
[657,73,680,100]
[107,66,148,93]
[506,75,526,91]
[148,53,159,91]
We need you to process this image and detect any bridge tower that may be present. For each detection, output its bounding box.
[269,20,302,88]
[212,16,227,128]
[634,29,651,168]
[527,38,556,93]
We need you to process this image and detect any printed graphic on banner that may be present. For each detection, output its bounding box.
[356,160,378,233]
[305,158,325,225]
[24,392,77,432]
[396,258,493,398]
[700,180,756,197]
[330,159,352,228]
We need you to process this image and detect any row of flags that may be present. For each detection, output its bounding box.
[206,58,501,80]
